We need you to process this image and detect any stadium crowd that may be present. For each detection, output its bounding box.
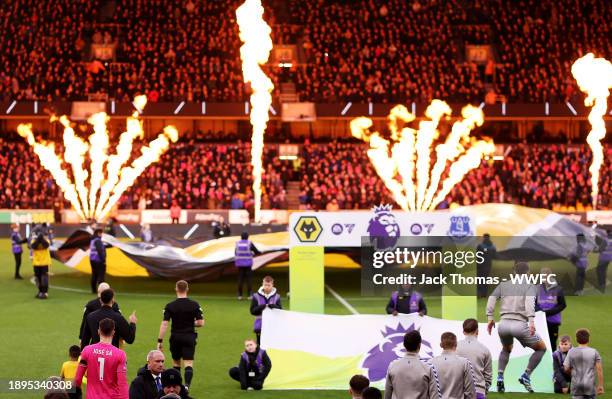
[0,136,609,212]
[1,0,610,103]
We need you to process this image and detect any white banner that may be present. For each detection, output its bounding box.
[261,309,553,392]
[289,207,473,247]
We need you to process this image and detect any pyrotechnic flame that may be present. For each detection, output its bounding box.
[97,126,179,220]
[236,0,274,223]
[54,115,91,218]
[16,124,85,219]
[87,112,110,214]
[571,53,612,209]
[95,95,147,217]
[351,100,493,211]
[18,96,178,221]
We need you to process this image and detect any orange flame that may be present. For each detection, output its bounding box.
[571,53,612,209]
[236,0,274,223]
[351,100,493,211]
[19,97,178,221]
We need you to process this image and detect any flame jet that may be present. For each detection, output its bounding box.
[351,100,494,211]
[236,0,274,223]
[571,53,612,209]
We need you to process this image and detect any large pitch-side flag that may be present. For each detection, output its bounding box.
[261,309,554,392]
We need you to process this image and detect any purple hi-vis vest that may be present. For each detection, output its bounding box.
[235,239,254,268]
[253,292,280,332]
[574,242,588,269]
[601,237,612,262]
[89,237,102,262]
[241,349,267,373]
[391,291,422,314]
[11,231,23,254]
[538,285,562,324]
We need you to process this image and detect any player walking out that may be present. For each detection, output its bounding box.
[486,262,547,393]
[158,280,204,392]
[75,318,129,399]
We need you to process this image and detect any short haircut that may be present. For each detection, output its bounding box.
[176,280,188,293]
[69,345,81,359]
[99,318,115,337]
[559,335,571,343]
[94,228,103,236]
[100,289,114,305]
[576,329,590,345]
[241,232,249,239]
[403,330,421,352]
[244,338,257,344]
[514,261,529,274]
[362,387,383,399]
[441,332,457,350]
[147,350,164,361]
[263,275,274,284]
[349,374,370,394]
[97,282,110,295]
[463,318,478,334]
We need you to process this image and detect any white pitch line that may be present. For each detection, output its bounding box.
[27,278,250,300]
[325,284,359,314]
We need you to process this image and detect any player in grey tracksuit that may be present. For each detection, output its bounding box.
[429,332,476,399]
[486,262,547,393]
[456,319,492,399]
[384,330,441,399]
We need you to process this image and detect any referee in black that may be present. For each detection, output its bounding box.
[157,280,204,392]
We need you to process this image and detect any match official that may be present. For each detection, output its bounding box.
[429,332,476,399]
[157,280,204,392]
[89,229,107,294]
[456,319,492,399]
[486,262,547,393]
[384,330,441,399]
[81,289,137,349]
[79,282,121,340]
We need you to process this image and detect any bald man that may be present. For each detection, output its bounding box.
[79,282,121,339]
[130,350,166,399]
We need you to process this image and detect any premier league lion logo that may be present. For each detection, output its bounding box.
[361,323,434,382]
[368,204,400,250]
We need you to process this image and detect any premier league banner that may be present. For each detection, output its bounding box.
[261,309,554,392]
[289,205,473,247]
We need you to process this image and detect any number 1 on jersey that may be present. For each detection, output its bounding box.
[97,357,105,380]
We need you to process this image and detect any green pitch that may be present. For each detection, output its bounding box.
[1,238,610,398]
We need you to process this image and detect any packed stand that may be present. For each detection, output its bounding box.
[471,0,612,102]
[299,141,611,211]
[1,0,610,103]
[0,136,289,212]
[0,0,101,101]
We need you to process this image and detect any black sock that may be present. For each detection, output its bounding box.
[184,366,193,387]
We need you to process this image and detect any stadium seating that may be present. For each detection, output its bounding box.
[1,136,609,211]
[0,0,609,102]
